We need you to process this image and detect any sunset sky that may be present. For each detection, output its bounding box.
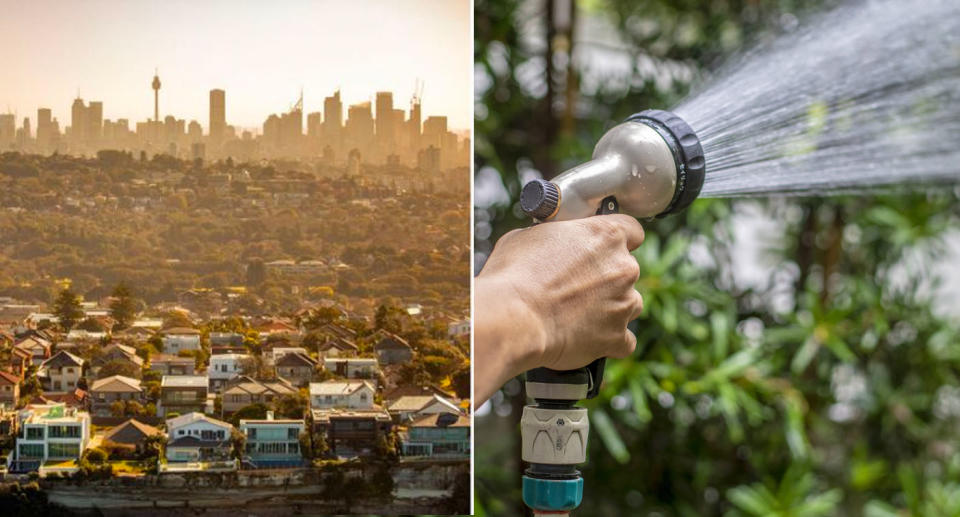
[0,0,471,131]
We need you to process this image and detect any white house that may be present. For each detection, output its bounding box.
[309,380,376,410]
[38,351,85,392]
[387,394,462,423]
[324,358,379,379]
[240,411,304,464]
[15,404,91,464]
[161,327,202,354]
[265,347,309,365]
[165,412,234,462]
[208,353,250,389]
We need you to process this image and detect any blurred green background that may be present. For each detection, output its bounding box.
[474,0,960,515]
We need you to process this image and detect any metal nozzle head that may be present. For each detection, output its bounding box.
[626,109,705,216]
[520,179,560,220]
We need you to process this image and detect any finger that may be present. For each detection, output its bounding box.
[609,327,637,358]
[603,214,645,250]
[628,288,645,320]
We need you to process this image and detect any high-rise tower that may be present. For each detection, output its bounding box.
[151,71,161,122]
[209,89,225,144]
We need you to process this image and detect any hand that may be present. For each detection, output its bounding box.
[475,214,645,404]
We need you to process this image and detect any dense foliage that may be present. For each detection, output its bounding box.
[0,152,469,315]
[475,0,960,515]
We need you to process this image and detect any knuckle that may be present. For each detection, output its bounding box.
[587,217,622,244]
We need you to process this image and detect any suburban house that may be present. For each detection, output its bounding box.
[89,375,143,416]
[113,325,156,340]
[165,412,234,462]
[14,336,52,365]
[240,411,305,465]
[0,370,21,407]
[38,351,85,392]
[447,317,470,338]
[102,419,164,458]
[310,407,392,458]
[401,412,470,458]
[27,389,90,411]
[160,327,202,354]
[209,332,244,347]
[158,375,210,417]
[14,403,91,469]
[274,352,317,387]
[221,376,297,414]
[317,322,357,342]
[10,347,30,376]
[309,380,377,410]
[149,354,196,376]
[317,337,359,358]
[208,353,251,390]
[265,346,309,365]
[384,384,456,404]
[387,394,462,424]
[91,343,144,378]
[66,329,107,341]
[256,318,298,338]
[374,334,413,365]
[325,358,379,380]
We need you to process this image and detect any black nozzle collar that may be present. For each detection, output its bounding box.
[520,179,560,220]
[626,109,705,217]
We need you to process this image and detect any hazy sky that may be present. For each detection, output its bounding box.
[0,0,471,131]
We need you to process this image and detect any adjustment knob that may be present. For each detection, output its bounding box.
[520,179,560,220]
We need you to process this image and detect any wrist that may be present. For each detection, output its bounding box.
[475,272,547,400]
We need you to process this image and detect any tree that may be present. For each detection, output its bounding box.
[142,432,165,461]
[246,258,267,287]
[52,288,83,330]
[229,428,247,461]
[272,391,308,419]
[76,317,106,332]
[82,447,108,464]
[109,282,138,329]
[109,400,126,417]
[229,403,268,427]
[374,303,403,334]
[98,359,141,379]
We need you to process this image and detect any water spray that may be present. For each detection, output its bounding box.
[517,110,704,515]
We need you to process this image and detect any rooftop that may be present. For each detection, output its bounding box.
[409,412,470,428]
[166,411,232,430]
[161,375,208,388]
[388,394,461,414]
[309,380,375,397]
[310,407,391,423]
[91,375,142,393]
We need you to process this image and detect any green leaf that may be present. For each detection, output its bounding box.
[591,407,630,464]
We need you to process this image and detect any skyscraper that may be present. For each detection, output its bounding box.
[375,91,395,157]
[87,101,103,144]
[323,90,342,145]
[0,114,15,148]
[71,98,87,144]
[422,115,447,149]
[375,91,393,138]
[346,102,374,156]
[306,112,322,139]
[37,108,53,151]
[209,89,225,144]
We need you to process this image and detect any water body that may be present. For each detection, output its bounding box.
[673,0,960,198]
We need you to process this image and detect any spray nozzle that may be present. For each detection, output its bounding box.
[521,109,705,220]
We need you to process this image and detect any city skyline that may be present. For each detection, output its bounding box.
[0,0,471,129]
[2,80,468,168]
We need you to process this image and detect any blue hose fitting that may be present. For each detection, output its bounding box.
[522,475,584,512]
